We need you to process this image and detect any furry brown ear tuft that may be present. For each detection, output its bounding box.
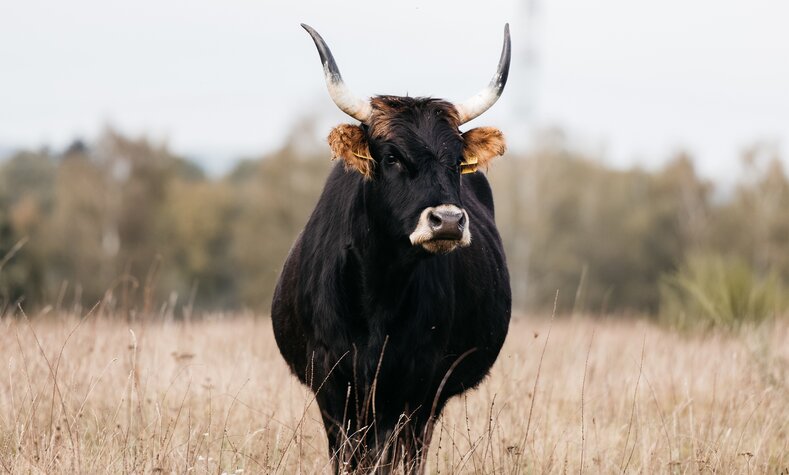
[461,127,507,171]
[327,124,374,178]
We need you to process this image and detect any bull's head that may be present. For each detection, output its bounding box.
[303,24,510,254]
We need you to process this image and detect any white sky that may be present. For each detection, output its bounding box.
[1,0,788,181]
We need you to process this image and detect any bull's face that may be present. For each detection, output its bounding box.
[328,98,506,254]
[302,24,510,254]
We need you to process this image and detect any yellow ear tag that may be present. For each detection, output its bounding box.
[461,154,479,174]
[352,151,373,161]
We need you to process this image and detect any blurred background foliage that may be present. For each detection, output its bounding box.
[1,122,788,326]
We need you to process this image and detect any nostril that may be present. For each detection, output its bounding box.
[458,213,466,228]
[428,211,443,229]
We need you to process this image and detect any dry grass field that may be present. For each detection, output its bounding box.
[0,312,787,474]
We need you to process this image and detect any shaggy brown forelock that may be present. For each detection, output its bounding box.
[368,96,460,140]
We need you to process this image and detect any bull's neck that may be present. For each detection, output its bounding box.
[354,211,433,298]
[344,182,452,300]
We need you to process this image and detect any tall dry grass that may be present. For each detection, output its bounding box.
[0,312,787,473]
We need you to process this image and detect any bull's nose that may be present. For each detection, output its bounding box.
[427,208,465,240]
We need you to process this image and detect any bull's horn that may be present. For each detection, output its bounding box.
[301,24,372,123]
[454,24,511,125]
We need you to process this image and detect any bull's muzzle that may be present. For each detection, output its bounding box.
[409,205,472,254]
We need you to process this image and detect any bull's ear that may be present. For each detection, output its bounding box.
[327,124,374,179]
[461,127,507,173]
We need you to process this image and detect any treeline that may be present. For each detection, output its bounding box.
[0,123,329,316]
[492,132,789,319]
[1,124,788,320]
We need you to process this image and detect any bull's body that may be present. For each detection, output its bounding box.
[271,24,512,473]
[272,161,510,469]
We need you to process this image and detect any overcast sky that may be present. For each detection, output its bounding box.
[1,0,788,182]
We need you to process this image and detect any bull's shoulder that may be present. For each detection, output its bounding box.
[461,171,495,217]
[272,231,303,307]
[302,163,365,240]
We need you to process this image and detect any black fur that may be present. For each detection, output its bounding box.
[271,97,511,472]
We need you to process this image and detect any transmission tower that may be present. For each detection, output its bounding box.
[509,0,541,151]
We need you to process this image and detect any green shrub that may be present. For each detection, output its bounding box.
[660,254,787,331]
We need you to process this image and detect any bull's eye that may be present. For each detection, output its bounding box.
[384,154,398,166]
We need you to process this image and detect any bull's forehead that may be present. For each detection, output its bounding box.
[368,96,462,158]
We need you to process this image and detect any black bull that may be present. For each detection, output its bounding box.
[271,24,512,473]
